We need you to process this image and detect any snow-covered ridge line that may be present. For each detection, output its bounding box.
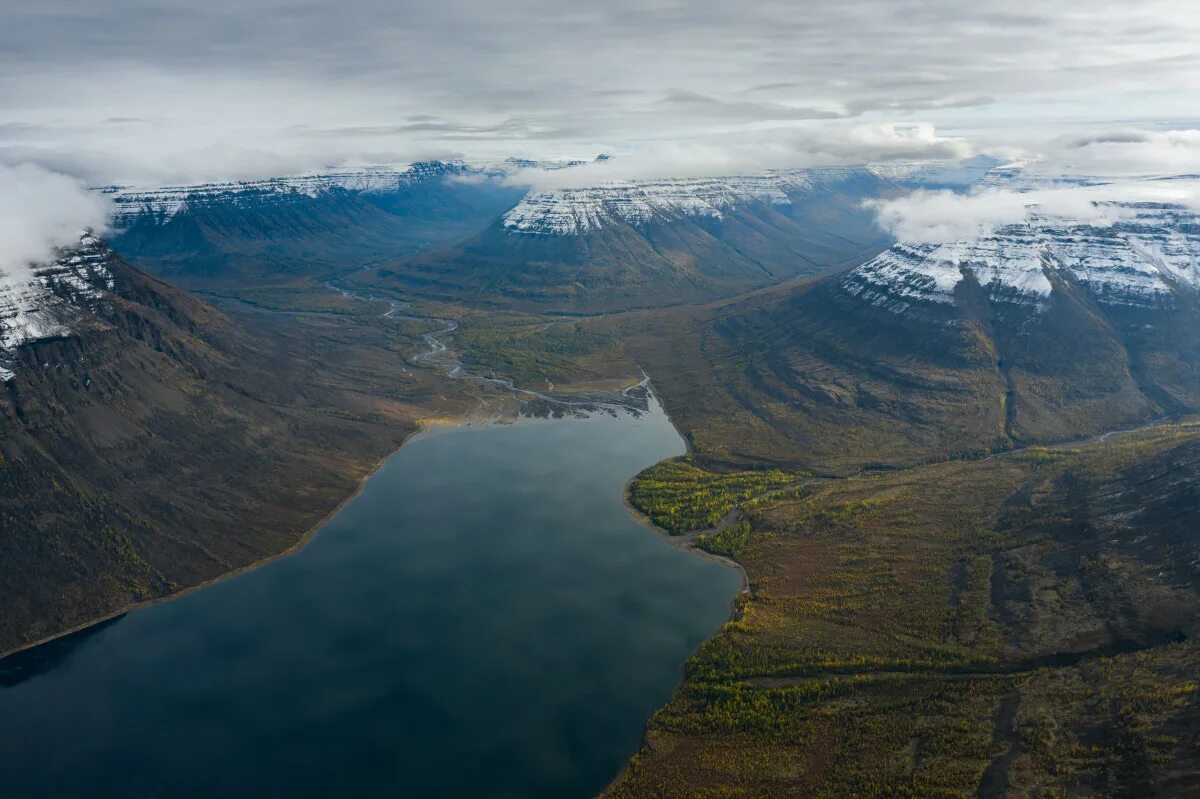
[103,155,993,233]
[844,199,1200,314]
[501,158,1000,235]
[0,233,116,379]
[503,165,885,235]
[104,160,480,221]
[101,155,599,221]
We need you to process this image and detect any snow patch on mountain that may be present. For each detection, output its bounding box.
[845,230,1055,314]
[846,175,1200,314]
[502,166,888,235]
[0,233,117,378]
[105,161,476,223]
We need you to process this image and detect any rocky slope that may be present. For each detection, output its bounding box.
[0,235,463,654]
[0,233,119,379]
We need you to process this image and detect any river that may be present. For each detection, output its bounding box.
[0,393,740,798]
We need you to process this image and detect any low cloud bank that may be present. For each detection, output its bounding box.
[0,163,111,282]
[868,131,1200,244]
[869,182,1200,245]
[503,124,974,190]
[1039,129,1200,179]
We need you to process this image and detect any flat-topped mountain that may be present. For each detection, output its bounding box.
[847,203,1200,315]
[106,161,527,286]
[356,165,912,311]
[618,172,1200,472]
[502,158,999,236]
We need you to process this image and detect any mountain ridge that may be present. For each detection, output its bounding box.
[106,160,528,286]
[594,172,1200,472]
[355,164,906,311]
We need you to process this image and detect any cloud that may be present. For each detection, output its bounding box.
[867,179,1200,244]
[864,128,1200,243]
[0,163,111,282]
[654,89,845,122]
[1038,129,1200,178]
[793,123,973,163]
[867,189,1032,244]
[0,1,1198,185]
[504,124,976,189]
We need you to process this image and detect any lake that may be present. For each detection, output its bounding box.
[0,394,740,798]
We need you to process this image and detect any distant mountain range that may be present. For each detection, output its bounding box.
[105,161,527,286]
[354,165,911,311]
[105,156,999,309]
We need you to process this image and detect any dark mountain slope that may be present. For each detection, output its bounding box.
[605,210,1200,472]
[0,237,464,654]
[107,163,526,287]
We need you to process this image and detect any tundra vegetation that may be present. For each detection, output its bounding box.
[608,424,1200,798]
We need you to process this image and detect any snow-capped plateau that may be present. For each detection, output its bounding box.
[843,175,1200,315]
[0,233,116,379]
[502,165,897,235]
[103,154,992,237]
[105,160,479,223]
[499,158,1003,235]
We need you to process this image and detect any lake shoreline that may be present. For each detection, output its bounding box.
[620,476,750,595]
[3,382,742,799]
[0,369,657,664]
[0,394,726,665]
[0,419,451,664]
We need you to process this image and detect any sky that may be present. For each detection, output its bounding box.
[2,0,1199,186]
[1,0,1198,266]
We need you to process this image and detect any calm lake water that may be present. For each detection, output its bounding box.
[0,396,739,798]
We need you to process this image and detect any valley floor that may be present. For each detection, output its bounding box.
[376,280,1200,796]
[323,276,1200,796]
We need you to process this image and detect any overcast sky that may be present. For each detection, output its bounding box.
[1,0,1198,186]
